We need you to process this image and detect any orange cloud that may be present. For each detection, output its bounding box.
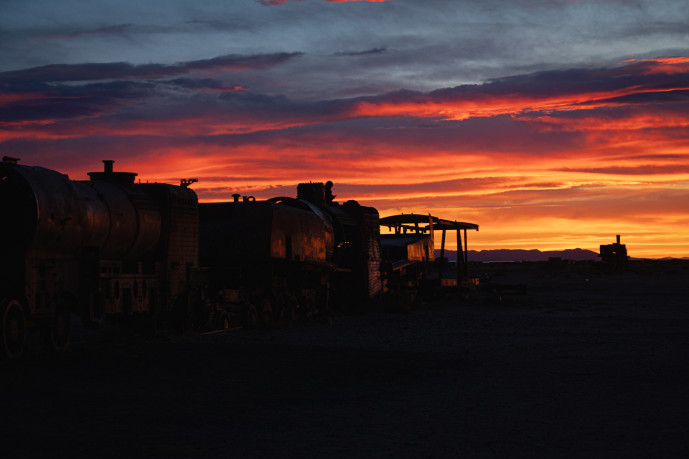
[622,57,689,75]
[351,85,689,122]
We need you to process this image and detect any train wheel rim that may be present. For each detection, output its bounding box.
[219,311,230,330]
[245,304,258,330]
[275,301,286,327]
[2,299,27,360]
[260,300,273,328]
[50,307,71,352]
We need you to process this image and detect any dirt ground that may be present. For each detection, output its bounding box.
[2,260,689,458]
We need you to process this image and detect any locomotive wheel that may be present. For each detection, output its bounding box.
[218,311,231,330]
[174,294,194,333]
[244,304,258,330]
[274,301,286,327]
[260,300,273,328]
[301,297,315,320]
[285,296,299,324]
[1,298,27,360]
[45,305,71,353]
[274,298,292,327]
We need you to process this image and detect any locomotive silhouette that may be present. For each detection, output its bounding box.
[0,158,477,359]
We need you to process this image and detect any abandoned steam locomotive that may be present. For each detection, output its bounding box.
[0,158,477,359]
[0,159,387,359]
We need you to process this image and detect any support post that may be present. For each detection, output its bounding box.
[464,229,469,279]
[456,229,463,288]
[440,230,446,259]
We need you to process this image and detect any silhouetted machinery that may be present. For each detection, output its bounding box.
[199,197,332,328]
[1,159,478,359]
[270,182,382,311]
[0,158,198,358]
[196,181,382,328]
[379,214,479,302]
[599,235,628,268]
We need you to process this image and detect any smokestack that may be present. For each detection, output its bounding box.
[232,193,241,203]
[297,182,326,206]
[616,235,621,244]
[88,160,136,184]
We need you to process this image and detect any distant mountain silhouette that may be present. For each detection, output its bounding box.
[436,248,599,262]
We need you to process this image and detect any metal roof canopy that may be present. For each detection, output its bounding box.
[380,213,479,285]
[380,213,479,232]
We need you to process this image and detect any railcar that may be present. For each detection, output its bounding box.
[198,196,332,328]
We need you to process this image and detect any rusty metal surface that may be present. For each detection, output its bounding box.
[1,162,107,257]
[199,200,327,266]
[85,179,162,259]
[0,161,164,260]
[269,196,336,261]
[381,234,434,262]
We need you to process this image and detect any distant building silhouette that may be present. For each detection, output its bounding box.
[599,235,628,268]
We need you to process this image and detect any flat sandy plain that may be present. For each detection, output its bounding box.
[2,260,689,458]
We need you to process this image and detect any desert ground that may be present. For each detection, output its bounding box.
[2,260,689,458]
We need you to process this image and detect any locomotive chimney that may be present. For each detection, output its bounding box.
[297,182,326,206]
[232,193,241,203]
[88,159,137,184]
[616,235,621,244]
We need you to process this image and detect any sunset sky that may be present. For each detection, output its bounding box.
[1,0,688,258]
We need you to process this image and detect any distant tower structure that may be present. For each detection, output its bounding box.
[599,235,628,268]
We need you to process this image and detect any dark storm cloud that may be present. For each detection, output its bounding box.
[0,62,175,84]
[0,80,155,122]
[185,53,304,71]
[430,63,688,102]
[0,52,303,84]
[334,47,387,56]
[589,90,689,105]
[44,24,134,40]
[337,58,689,122]
[166,78,246,92]
[0,52,302,122]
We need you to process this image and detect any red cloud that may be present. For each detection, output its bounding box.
[621,57,689,75]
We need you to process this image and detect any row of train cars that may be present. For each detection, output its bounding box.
[0,157,479,359]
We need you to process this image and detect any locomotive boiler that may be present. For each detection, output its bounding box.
[0,158,198,358]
